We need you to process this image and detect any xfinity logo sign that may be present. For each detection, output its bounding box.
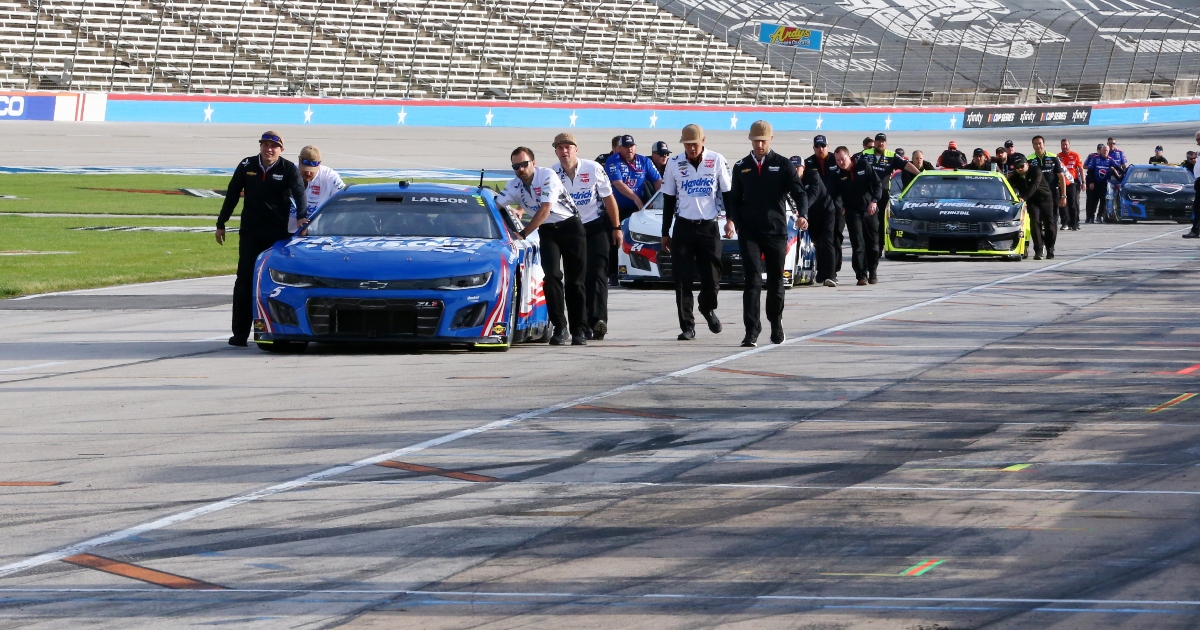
[0,96,25,116]
[963,105,1091,128]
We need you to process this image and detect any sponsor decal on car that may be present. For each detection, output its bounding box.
[492,322,508,335]
[411,196,469,203]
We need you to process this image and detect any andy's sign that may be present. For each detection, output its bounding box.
[759,23,823,51]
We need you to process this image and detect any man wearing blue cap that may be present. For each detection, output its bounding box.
[216,131,306,347]
[1150,146,1169,165]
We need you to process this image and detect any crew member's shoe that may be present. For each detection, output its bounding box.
[856,278,868,286]
[823,278,838,287]
[583,327,594,340]
[1033,249,1043,260]
[678,328,696,341]
[228,336,248,347]
[571,333,587,346]
[1046,247,1055,259]
[1184,232,1200,239]
[740,334,758,347]
[701,310,722,334]
[591,320,607,341]
[549,328,567,345]
[770,322,785,344]
[867,271,877,285]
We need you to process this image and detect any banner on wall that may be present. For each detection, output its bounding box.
[759,23,823,51]
[963,105,1092,128]
[0,94,56,121]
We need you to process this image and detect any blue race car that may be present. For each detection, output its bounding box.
[1107,164,1195,224]
[251,182,549,352]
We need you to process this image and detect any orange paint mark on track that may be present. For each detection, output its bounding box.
[376,460,505,483]
[62,554,226,590]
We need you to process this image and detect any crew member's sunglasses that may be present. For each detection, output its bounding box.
[511,160,531,170]
[301,158,321,167]
[260,134,283,146]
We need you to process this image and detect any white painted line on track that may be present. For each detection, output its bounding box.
[0,228,1184,580]
[0,362,67,374]
[189,335,229,342]
[1,586,1200,609]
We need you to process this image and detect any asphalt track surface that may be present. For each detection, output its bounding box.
[2,218,1199,628]
[3,121,1199,171]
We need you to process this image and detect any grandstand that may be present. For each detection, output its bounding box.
[0,0,835,105]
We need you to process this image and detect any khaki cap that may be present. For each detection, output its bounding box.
[552,132,577,147]
[680,124,704,144]
[299,145,321,163]
[749,120,772,141]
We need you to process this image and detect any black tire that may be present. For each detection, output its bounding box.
[883,251,905,261]
[257,340,308,353]
[473,279,519,352]
[1004,254,1023,262]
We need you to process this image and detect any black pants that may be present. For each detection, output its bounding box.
[1029,198,1057,253]
[845,209,879,280]
[738,231,787,338]
[538,217,587,335]
[671,218,721,332]
[877,193,889,255]
[1065,182,1081,229]
[807,209,836,283]
[1085,183,1105,223]
[232,229,285,341]
[834,208,846,274]
[1191,187,1200,234]
[583,217,611,327]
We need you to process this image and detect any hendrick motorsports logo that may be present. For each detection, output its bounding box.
[964,106,1092,128]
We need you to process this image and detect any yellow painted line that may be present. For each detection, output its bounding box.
[1148,393,1197,413]
[1002,464,1033,471]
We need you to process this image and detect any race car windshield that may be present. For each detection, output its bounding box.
[1126,169,1194,184]
[307,194,500,239]
[907,177,1013,201]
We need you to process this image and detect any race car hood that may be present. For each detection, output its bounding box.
[1121,182,1190,197]
[271,236,506,279]
[891,199,1023,221]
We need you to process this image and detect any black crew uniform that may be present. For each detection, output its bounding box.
[804,153,841,281]
[218,155,306,343]
[826,158,883,282]
[1008,164,1057,257]
[1030,152,1068,229]
[727,151,808,341]
[801,167,836,284]
[860,148,907,254]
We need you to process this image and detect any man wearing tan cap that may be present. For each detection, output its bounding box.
[215,130,306,347]
[727,120,807,346]
[660,124,732,340]
[552,132,620,340]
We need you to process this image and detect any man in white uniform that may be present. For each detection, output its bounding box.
[552,133,621,340]
[495,146,587,346]
[660,124,732,341]
[293,145,344,232]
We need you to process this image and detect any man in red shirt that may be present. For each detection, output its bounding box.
[1058,139,1084,231]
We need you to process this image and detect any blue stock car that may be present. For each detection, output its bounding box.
[251,182,549,352]
[1107,164,1195,224]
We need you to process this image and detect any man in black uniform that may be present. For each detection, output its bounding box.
[804,135,840,286]
[860,133,920,255]
[1028,135,1068,232]
[216,131,306,347]
[1008,154,1056,260]
[726,121,808,347]
[964,148,992,171]
[795,155,836,290]
[826,146,883,286]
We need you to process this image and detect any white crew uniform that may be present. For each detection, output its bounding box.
[304,165,345,215]
[660,148,732,334]
[554,158,617,332]
[496,165,587,338]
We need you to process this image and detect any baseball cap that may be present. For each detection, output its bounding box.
[1003,139,1015,148]
[260,131,283,148]
[789,155,802,167]
[749,120,773,141]
[973,147,985,157]
[552,132,577,147]
[1097,143,1104,150]
[875,132,887,142]
[1155,145,1164,152]
[948,141,958,149]
[619,134,636,147]
[813,134,827,147]
[680,124,704,144]
[894,148,905,157]
[298,145,321,167]
[652,141,671,156]
[1012,154,1028,167]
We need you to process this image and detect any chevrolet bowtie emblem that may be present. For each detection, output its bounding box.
[359,280,388,289]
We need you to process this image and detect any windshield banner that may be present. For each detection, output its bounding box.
[759,23,823,51]
[963,105,1091,128]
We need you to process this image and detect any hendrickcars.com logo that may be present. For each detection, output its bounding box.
[962,106,1092,128]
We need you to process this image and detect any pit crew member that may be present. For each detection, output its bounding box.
[295,145,344,232]
[1058,139,1084,231]
[1029,135,1068,230]
[826,146,882,286]
[805,134,841,286]
[1008,154,1056,260]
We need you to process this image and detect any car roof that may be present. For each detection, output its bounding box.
[341,182,482,195]
[1129,164,1187,171]
[913,170,1007,179]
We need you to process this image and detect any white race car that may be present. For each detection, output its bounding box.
[617,190,815,287]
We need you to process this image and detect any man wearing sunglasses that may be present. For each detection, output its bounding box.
[495,147,588,346]
[216,130,306,347]
[295,145,345,232]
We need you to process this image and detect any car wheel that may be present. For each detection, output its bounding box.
[1004,254,1023,262]
[257,340,307,353]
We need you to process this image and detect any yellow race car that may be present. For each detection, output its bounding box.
[884,170,1032,261]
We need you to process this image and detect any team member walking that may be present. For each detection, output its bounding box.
[1058,139,1084,231]
[650,141,671,178]
[1008,155,1056,260]
[964,148,993,171]
[1084,144,1123,224]
[1185,131,1200,239]
[496,147,587,346]
[726,121,808,347]
[905,150,934,187]
[805,135,841,286]
[1107,137,1128,167]
[661,124,732,340]
[551,133,620,340]
[215,131,306,347]
[296,145,344,231]
[826,146,883,286]
[1150,146,1170,165]
[860,133,920,254]
[605,135,661,285]
[938,141,968,169]
[1028,135,1068,232]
